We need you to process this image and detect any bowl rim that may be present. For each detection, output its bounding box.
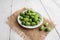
[17,10,43,29]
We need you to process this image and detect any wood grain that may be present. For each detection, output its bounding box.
[7,8,55,40]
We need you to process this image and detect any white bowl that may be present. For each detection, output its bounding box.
[17,10,43,29]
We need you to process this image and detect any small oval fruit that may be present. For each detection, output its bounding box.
[35,20,40,24]
[39,25,44,31]
[20,16,23,20]
[29,19,32,22]
[45,27,51,32]
[25,22,31,26]
[25,15,29,18]
[31,22,36,26]
[23,18,29,22]
[44,22,49,27]
[22,21,25,25]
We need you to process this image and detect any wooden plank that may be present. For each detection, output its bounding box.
[40,0,60,40]
[10,0,27,40]
[52,0,60,37]
[0,0,12,40]
[40,0,60,35]
[40,0,60,25]
[52,0,60,8]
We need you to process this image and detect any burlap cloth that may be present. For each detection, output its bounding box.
[7,8,55,40]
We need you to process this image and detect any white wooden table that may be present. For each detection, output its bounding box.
[0,0,60,40]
